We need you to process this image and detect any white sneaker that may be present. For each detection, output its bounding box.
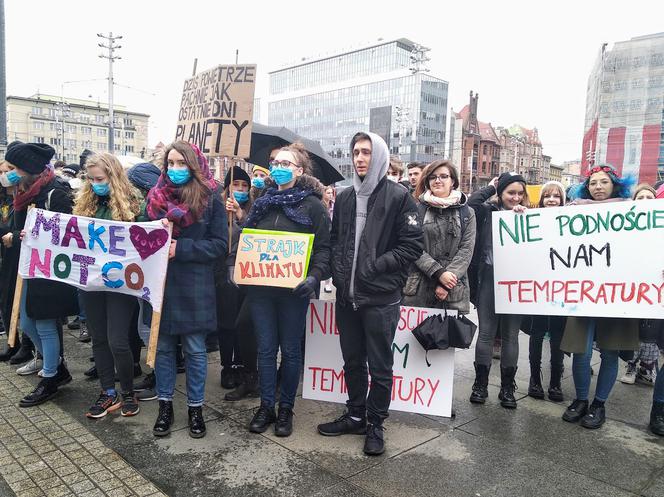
[37,369,44,378]
[619,363,637,384]
[17,357,43,376]
[636,367,656,386]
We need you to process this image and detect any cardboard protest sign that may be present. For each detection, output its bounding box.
[303,300,455,417]
[492,199,664,319]
[175,64,256,158]
[18,209,171,312]
[234,229,314,289]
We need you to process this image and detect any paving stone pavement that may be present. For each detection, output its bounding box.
[0,307,663,497]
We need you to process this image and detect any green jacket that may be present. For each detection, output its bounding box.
[560,317,639,353]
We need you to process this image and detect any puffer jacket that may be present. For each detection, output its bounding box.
[331,176,423,308]
[402,192,476,313]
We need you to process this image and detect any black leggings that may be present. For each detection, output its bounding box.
[528,316,566,373]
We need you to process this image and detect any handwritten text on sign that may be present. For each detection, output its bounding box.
[303,300,455,417]
[18,209,171,312]
[234,229,314,289]
[175,64,256,158]
[492,199,664,319]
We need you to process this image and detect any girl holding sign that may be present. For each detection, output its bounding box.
[146,141,228,439]
[74,153,144,419]
[468,172,529,409]
[243,143,331,437]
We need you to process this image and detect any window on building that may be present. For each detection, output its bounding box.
[31,107,42,115]
[125,131,134,139]
[50,138,61,146]
[115,130,121,138]
[33,121,44,130]
[33,136,45,144]
[97,142,106,150]
[81,126,92,135]
[123,118,133,127]
[96,115,106,124]
[67,125,76,133]
[97,128,107,137]
[49,122,58,131]
[66,139,76,149]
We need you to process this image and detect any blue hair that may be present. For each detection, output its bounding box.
[567,164,636,201]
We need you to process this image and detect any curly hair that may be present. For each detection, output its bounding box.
[74,153,142,221]
[279,142,312,175]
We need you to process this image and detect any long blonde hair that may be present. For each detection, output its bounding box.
[74,153,141,221]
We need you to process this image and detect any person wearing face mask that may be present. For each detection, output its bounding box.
[250,164,270,197]
[468,172,530,409]
[386,155,404,184]
[560,164,639,429]
[243,142,331,437]
[520,181,568,402]
[73,153,144,419]
[146,140,228,439]
[3,142,77,407]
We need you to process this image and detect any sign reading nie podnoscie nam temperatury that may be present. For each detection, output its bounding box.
[18,209,171,312]
[492,199,664,319]
[234,229,314,289]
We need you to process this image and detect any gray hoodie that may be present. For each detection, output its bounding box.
[348,132,390,300]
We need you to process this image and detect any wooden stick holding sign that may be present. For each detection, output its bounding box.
[146,221,173,368]
[8,205,34,347]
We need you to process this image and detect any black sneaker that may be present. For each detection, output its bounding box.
[562,399,588,423]
[317,411,367,436]
[363,423,385,456]
[249,405,276,433]
[274,406,294,437]
[134,372,156,392]
[19,377,58,408]
[84,365,98,379]
[67,317,81,330]
[78,321,90,343]
[121,392,140,417]
[580,403,606,429]
[86,391,121,419]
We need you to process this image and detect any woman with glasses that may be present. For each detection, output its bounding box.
[243,142,331,437]
[403,160,476,317]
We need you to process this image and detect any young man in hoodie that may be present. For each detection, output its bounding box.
[317,132,423,455]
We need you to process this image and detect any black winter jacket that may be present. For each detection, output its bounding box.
[331,177,423,308]
[467,185,499,305]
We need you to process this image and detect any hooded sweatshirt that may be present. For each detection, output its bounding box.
[348,132,390,300]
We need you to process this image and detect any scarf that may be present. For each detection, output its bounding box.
[14,169,55,212]
[244,185,317,228]
[420,189,462,209]
[146,143,217,237]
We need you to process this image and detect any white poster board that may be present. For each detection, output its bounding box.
[303,300,456,417]
[492,199,664,319]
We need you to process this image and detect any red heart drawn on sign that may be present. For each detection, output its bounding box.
[129,225,169,260]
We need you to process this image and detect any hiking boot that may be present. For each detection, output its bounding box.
[78,321,90,343]
[469,362,490,404]
[562,399,588,423]
[17,355,43,376]
[317,411,367,436]
[220,366,239,389]
[619,363,637,384]
[363,423,385,456]
[67,317,81,330]
[528,367,545,399]
[134,372,155,391]
[580,402,606,429]
[19,377,58,408]
[10,338,35,365]
[249,405,276,433]
[86,391,121,419]
[121,392,140,417]
[650,401,664,436]
[153,400,174,437]
[636,365,656,386]
[225,371,259,401]
[188,406,206,438]
[498,367,518,408]
[54,360,72,387]
[548,366,564,402]
[274,406,294,437]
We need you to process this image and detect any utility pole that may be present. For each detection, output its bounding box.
[0,0,7,149]
[97,32,122,153]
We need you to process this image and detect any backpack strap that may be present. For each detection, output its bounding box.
[458,204,470,234]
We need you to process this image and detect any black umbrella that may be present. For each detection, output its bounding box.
[249,123,345,185]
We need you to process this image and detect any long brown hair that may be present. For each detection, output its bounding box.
[414,160,460,199]
[163,140,212,220]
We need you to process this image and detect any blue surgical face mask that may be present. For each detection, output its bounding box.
[252,177,265,189]
[92,182,110,196]
[233,191,249,204]
[167,168,191,185]
[6,170,21,185]
[270,167,294,186]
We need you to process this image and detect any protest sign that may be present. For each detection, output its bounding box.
[303,300,455,417]
[492,199,664,319]
[175,64,256,158]
[18,209,171,312]
[234,229,314,289]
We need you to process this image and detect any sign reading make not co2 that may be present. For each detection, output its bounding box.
[492,199,664,319]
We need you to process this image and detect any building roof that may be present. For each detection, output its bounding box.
[8,94,150,118]
[479,122,499,143]
[507,124,541,145]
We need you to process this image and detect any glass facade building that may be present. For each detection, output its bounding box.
[268,39,448,178]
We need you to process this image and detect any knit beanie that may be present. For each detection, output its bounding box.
[541,180,567,204]
[253,165,270,177]
[496,171,526,196]
[5,142,55,175]
[61,163,81,178]
[224,165,251,189]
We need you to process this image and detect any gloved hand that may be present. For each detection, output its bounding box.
[293,276,318,298]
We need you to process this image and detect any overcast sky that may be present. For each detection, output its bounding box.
[4,0,662,163]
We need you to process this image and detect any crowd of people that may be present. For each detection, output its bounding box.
[0,131,662,459]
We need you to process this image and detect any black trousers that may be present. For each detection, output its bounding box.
[83,291,137,393]
[528,316,566,373]
[336,301,400,424]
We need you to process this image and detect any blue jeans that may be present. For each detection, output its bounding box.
[248,287,309,409]
[155,333,207,407]
[19,285,59,377]
[654,364,664,404]
[572,319,619,402]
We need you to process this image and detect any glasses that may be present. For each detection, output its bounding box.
[428,174,451,183]
[269,159,297,169]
